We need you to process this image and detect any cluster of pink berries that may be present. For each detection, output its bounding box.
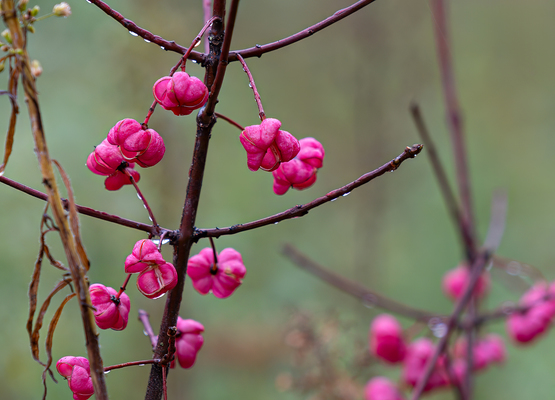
[239,118,325,194]
[506,281,555,343]
[86,119,165,190]
[365,314,506,399]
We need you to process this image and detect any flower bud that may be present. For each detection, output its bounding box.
[30,59,42,77]
[89,283,130,331]
[1,29,12,44]
[53,2,71,17]
[369,314,406,363]
[18,0,29,12]
[0,62,4,73]
[30,5,40,16]
[187,247,246,298]
[153,72,209,116]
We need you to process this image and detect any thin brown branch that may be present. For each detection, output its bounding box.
[195,144,423,240]
[230,0,377,60]
[2,2,108,397]
[215,112,244,130]
[86,0,205,63]
[236,53,265,120]
[0,175,171,237]
[282,244,441,322]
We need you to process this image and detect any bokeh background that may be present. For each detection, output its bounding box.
[1,0,555,399]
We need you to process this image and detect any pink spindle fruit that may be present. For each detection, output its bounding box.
[103,165,140,191]
[442,264,490,301]
[89,283,130,331]
[402,338,449,392]
[239,118,300,172]
[86,139,124,176]
[125,239,178,299]
[153,71,209,116]
[187,247,246,298]
[56,356,94,400]
[369,314,406,363]
[272,137,325,195]
[171,317,205,369]
[364,377,405,400]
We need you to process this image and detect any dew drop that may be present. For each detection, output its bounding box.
[139,364,145,367]
[160,46,165,50]
[507,261,522,276]
[137,193,142,200]
[144,39,151,43]
[129,31,139,37]
[248,83,252,88]
[331,198,338,202]
[148,216,153,222]
[104,370,110,375]
[274,222,279,225]
[362,294,376,308]
[143,329,148,336]
[192,60,198,64]
[427,317,447,338]
[86,0,92,3]
[342,192,351,197]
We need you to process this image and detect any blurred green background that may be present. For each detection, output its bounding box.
[2,0,555,399]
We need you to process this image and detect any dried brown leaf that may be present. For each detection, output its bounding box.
[52,160,91,271]
[0,64,19,175]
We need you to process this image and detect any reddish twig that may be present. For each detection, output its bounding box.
[181,16,220,72]
[209,237,218,273]
[138,309,158,351]
[229,0,378,60]
[236,54,265,120]
[86,0,205,63]
[115,274,132,300]
[195,144,423,239]
[124,168,159,228]
[104,359,158,372]
[0,175,169,236]
[215,112,244,131]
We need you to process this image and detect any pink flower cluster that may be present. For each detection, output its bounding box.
[56,356,94,400]
[239,118,300,172]
[89,283,130,331]
[87,119,165,190]
[125,239,178,299]
[442,264,490,301]
[367,314,506,398]
[153,71,209,116]
[171,317,205,369]
[272,137,325,195]
[187,248,246,298]
[506,281,555,343]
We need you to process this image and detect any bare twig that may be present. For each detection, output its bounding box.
[0,175,170,237]
[195,144,423,239]
[230,0,378,60]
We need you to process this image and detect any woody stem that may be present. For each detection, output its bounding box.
[236,53,265,120]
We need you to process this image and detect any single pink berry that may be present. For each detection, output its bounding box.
[239,118,300,172]
[272,137,325,195]
[104,165,140,191]
[369,314,406,363]
[187,247,246,298]
[171,317,205,369]
[442,264,490,301]
[125,239,178,299]
[107,118,166,167]
[89,283,130,331]
[56,356,94,400]
[402,338,449,392]
[153,72,209,116]
[364,377,405,400]
[86,139,125,176]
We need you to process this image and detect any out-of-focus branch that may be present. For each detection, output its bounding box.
[282,244,442,322]
[230,0,377,60]
[195,144,423,239]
